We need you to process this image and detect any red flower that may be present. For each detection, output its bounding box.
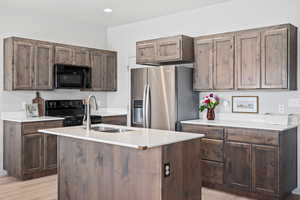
[204,99,210,104]
[209,93,214,97]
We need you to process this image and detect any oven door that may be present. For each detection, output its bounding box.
[54,64,91,89]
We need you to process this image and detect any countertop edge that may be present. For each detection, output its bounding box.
[2,117,65,123]
[181,120,298,131]
[38,129,205,150]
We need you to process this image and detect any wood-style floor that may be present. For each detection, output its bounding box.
[0,175,299,200]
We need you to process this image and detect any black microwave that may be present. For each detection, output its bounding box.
[54,64,91,89]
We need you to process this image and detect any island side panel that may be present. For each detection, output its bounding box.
[161,138,202,200]
[58,136,162,200]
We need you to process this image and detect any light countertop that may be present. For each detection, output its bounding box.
[39,124,204,150]
[92,108,127,117]
[1,112,64,123]
[181,119,298,131]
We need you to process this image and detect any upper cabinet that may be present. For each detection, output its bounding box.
[90,51,117,91]
[136,35,194,65]
[4,37,118,91]
[54,45,90,66]
[4,38,54,90]
[193,24,298,91]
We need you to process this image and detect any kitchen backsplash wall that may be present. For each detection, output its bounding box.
[0,11,109,173]
[106,0,300,193]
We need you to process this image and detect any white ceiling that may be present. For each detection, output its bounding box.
[1,0,229,27]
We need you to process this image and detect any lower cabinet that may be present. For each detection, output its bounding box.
[181,123,297,200]
[4,120,63,180]
[252,145,279,195]
[101,115,127,126]
[224,142,252,192]
[23,134,44,174]
[44,134,58,170]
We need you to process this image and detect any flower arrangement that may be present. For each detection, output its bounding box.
[199,93,220,120]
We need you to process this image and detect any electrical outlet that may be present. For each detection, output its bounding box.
[164,163,171,177]
[278,104,285,114]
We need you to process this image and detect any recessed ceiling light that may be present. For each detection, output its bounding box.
[104,8,113,13]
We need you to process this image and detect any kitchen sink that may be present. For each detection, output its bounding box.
[84,126,134,133]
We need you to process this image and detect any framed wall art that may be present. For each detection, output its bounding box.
[232,96,259,113]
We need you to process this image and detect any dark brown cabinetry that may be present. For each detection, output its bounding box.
[4,37,118,91]
[90,51,117,91]
[4,38,54,90]
[235,31,261,89]
[193,24,297,91]
[224,141,252,191]
[23,134,44,174]
[181,123,297,200]
[55,45,90,66]
[3,120,63,180]
[136,35,194,65]
[101,115,127,126]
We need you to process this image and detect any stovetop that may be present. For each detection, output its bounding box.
[45,100,102,126]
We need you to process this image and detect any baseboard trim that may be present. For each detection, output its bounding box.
[0,170,7,177]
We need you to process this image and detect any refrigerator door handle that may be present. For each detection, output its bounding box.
[145,84,151,128]
[142,84,148,128]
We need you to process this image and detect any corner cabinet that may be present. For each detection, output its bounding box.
[181,123,297,200]
[193,23,297,91]
[3,120,63,180]
[136,35,194,65]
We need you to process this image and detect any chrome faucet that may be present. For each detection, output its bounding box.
[83,95,99,131]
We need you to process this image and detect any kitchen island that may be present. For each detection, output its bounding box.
[39,124,204,200]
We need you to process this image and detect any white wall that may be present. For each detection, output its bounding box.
[106,0,300,193]
[0,12,108,173]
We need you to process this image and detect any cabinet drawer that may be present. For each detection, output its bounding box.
[201,138,224,162]
[226,128,279,146]
[23,121,63,135]
[202,160,224,185]
[182,124,224,139]
[43,121,63,129]
[23,122,46,134]
[102,115,127,126]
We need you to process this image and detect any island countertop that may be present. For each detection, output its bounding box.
[39,124,204,150]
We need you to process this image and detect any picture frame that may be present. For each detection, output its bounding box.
[25,103,39,117]
[232,96,259,113]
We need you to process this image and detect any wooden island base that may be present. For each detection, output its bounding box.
[57,136,202,200]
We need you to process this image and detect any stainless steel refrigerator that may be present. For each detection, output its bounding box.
[130,65,199,131]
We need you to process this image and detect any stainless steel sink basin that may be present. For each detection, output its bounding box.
[84,126,134,133]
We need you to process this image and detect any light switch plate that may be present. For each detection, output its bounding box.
[278,104,285,114]
[288,99,300,108]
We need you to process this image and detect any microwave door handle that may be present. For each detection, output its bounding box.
[142,84,148,128]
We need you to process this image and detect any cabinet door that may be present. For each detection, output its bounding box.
[22,134,43,174]
[73,48,90,66]
[156,36,181,61]
[213,36,235,90]
[13,40,34,89]
[236,32,261,89]
[252,145,279,195]
[261,28,288,89]
[91,51,117,91]
[34,43,54,90]
[55,46,73,65]
[225,142,252,191]
[193,39,213,90]
[136,41,156,64]
[91,51,105,90]
[44,134,57,170]
[103,52,117,91]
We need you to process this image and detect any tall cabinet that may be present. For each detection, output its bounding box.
[193,24,297,91]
